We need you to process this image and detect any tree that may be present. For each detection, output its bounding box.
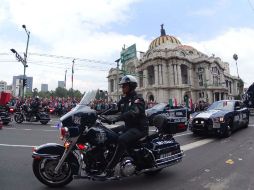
[73,90,82,99]
[32,88,39,97]
[55,87,68,98]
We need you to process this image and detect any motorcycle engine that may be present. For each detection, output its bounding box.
[120,157,136,177]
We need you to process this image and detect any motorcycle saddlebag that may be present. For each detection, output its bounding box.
[153,114,187,134]
[146,136,183,167]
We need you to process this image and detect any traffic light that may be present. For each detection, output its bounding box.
[23,79,27,87]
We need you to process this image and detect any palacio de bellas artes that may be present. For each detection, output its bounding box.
[107,25,243,106]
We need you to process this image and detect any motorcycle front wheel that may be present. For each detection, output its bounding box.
[33,158,73,187]
[14,114,24,123]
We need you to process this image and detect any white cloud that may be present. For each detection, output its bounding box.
[0,0,151,92]
[186,28,254,87]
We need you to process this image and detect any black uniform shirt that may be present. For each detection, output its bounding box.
[117,91,147,130]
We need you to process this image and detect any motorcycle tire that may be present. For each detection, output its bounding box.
[32,158,73,187]
[14,114,24,123]
[40,121,49,125]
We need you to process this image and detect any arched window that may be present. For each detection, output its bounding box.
[181,64,188,84]
[147,66,155,85]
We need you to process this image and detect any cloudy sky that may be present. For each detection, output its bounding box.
[1,0,254,93]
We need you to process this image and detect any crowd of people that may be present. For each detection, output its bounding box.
[4,95,210,117]
[7,96,80,116]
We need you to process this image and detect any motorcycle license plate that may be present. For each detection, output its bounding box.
[160,152,172,159]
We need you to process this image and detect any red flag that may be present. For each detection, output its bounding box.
[173,98,177,107]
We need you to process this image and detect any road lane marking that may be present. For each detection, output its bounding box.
[0,144,35,148]
[181,139,214,152]
[3,127,57,132]
[0,138,215,152]
[175,132,192,137]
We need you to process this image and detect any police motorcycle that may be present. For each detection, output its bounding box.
[32,91,184,187]
[14,104,50,125]
[0,106,12,125]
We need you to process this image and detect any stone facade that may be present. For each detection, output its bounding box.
[107,27,242,105]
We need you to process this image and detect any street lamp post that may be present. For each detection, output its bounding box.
[115,58,121,101]
[10,25,30,99]
[233,53,239,78]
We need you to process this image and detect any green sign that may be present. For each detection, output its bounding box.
[120,44,137,64]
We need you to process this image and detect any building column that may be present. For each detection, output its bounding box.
[160,64,163,85]
[108,78,110,93]
[143,68,148,88]
[158,65,161,85]
[177,64,182,85]
[162,63,168,86]
[189,67,192,86]
[173,64,177,85]
[154,65,159,86]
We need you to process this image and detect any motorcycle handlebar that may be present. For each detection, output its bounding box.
[98,115,113,125]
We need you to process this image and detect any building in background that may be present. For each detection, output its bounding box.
[58,81,65,88]
[41,84,48,92]
[6,85,12,92]
[12,75,33,96]
[0,81,7,92]
[108,25,242,105]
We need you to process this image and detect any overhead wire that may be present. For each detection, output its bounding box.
[0,52,116,74]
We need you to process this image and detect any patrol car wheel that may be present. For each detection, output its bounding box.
[243,118,249,128]
[223,125,232,138]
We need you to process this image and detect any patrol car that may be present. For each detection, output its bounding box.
[189,100,249,137]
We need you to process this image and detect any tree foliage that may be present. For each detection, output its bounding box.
[25,87,83,99]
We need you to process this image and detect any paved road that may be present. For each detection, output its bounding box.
[0,116,254,190]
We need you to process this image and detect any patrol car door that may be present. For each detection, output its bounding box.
[239,101,248,127]
[233,101,242,129]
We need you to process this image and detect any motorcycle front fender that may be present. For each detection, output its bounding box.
[32,143,79,174]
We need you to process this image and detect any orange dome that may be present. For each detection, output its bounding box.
[149,35,181,50]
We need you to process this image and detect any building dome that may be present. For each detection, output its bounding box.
[149,24,181,50]
[174,45,196,50]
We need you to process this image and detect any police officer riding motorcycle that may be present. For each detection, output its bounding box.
[32,75,184,187]
[14,96,50,125]
[98,75,148,177]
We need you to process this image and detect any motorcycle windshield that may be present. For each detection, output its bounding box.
[79,90,97,106]
[59,90,97,123]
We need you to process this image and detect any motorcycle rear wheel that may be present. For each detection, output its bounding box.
[33,158,73,187]
[14,114,24,123]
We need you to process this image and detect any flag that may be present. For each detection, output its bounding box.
[64,70,67,88]
[72,61,74,83]
[173,98,177,107]
[168,98,173,107]
[189,98,193,109]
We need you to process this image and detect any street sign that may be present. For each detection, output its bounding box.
[120,44,137,64]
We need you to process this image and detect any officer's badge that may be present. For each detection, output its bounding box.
[134,99,141,103]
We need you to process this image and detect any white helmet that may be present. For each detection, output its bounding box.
[119,75,138,90]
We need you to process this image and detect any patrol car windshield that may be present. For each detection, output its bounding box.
[79,90,97,106]
[151,103,167,110]
[207,101,234,111]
